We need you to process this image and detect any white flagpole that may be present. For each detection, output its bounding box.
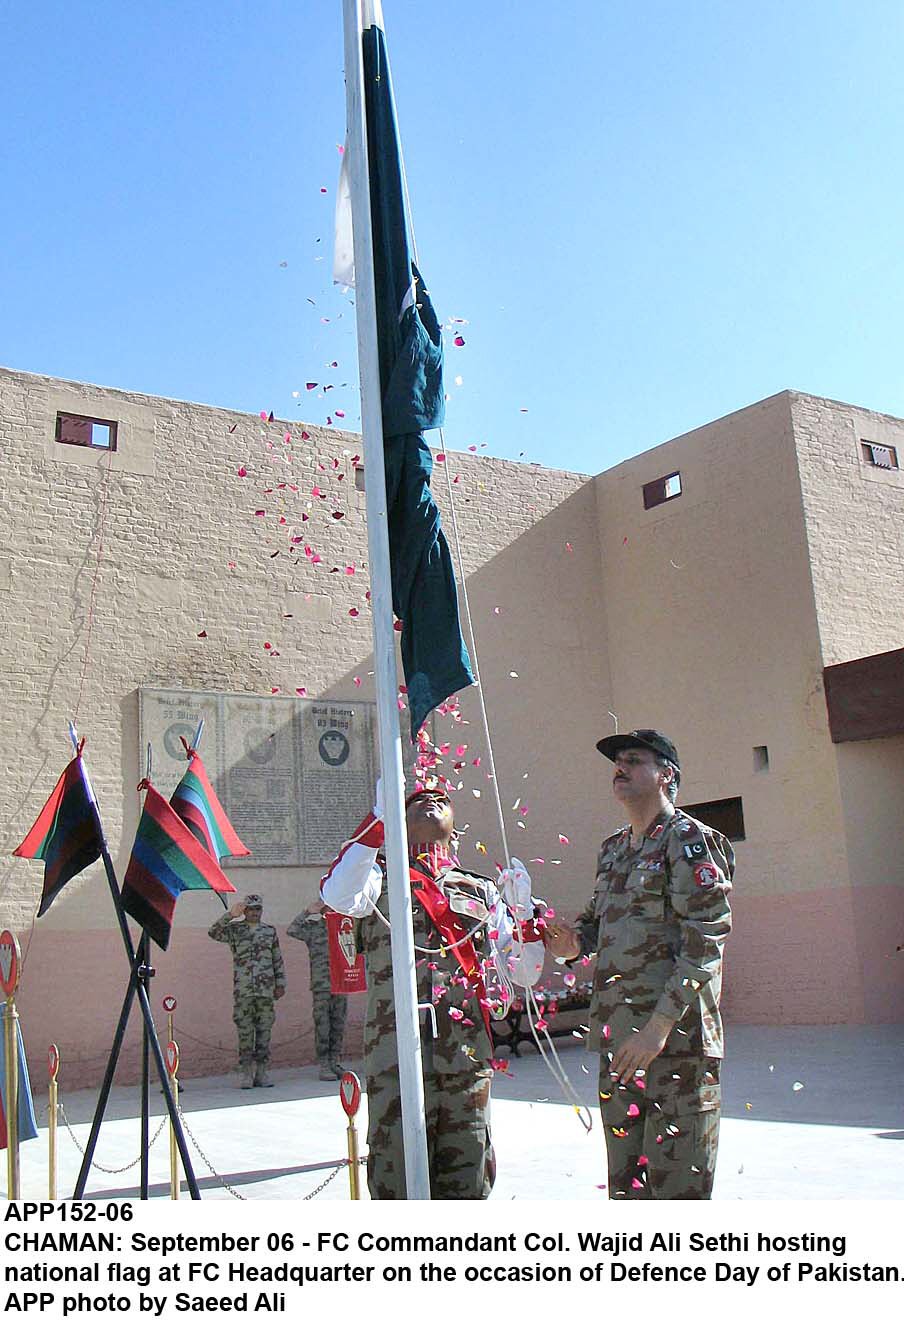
[341,0,431,1200]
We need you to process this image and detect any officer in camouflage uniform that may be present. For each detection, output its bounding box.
[208,894,286,1089]
[545,731,733,1199]
[321,785,545,1200]
[286,902,348,1081]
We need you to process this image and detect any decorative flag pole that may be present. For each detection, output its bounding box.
[341,0,430,1199]
[64,725,201,1200]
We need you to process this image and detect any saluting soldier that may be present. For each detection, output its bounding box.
[208,893,286,1089]
[545,730,733,1199]
[286,901,348,1081]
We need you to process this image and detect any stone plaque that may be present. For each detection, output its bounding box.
[138,687,382,867]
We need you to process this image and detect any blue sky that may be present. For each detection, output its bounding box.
[2,1,903,475]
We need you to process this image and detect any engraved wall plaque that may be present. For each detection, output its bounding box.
[138,687,382,867]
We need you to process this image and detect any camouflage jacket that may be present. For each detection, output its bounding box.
[207,915,286,1001]
[358,866,503,1077]
[576,808,733,1059]
[286,911,333,995]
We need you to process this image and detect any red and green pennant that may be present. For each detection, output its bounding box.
[12,752,102,917]
[122,784,236,951]
[170,751,249,863]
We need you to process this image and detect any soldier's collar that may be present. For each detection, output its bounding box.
[409,841,455,877]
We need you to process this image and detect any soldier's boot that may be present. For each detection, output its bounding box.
[318,1061,336,1081]
[330,1062,345,1078]
[254,1064,274,1088]
[239,1065,255,1089]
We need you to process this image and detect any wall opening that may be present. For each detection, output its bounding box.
[642,470,682,509]
[56,411,118,451]
[680,796,746,841]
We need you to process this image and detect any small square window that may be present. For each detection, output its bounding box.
[643,470,682,509]
[860,440,898,469]
[56,412,118,451]
[354,465,366,492]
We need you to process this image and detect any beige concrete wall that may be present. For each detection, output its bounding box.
[4,366,903,1087]
[791,392,904,667]
[0,366,591,1083]
[593,392,864,1023]
[833,735,904,1022]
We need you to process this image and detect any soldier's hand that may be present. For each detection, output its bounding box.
[274,985,286,1000]
[609,1013,673,1083]
[543,923,581,961]
[227,901,246,919]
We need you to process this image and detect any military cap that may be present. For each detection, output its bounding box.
[242,893,264,908]
[405,784,452,809]
[596,728,680,769]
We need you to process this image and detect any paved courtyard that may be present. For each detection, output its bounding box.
[16,1025,904,1201]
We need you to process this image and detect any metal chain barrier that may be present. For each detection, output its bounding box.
[50,1096,366,1199]
[56,1101,168,1175]
[175,1104,366,1202]
[173,1106,246,1201]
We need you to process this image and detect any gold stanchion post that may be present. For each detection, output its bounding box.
[339,1071,362,1200]
[166,1041,180,1200]
[48,1044,60,1201]
[1,930,22,1202]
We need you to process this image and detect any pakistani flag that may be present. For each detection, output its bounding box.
[336,5,475,739]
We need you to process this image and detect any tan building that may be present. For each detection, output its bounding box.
[1,366,902,1085]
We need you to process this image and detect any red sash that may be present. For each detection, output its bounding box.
[410,867,493,1043]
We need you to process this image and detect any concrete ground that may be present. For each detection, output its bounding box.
[16,1024,904,1201]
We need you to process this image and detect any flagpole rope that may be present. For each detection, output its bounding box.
[389,61,591,1132]
[396,221,511,865]
[73,447,115,723]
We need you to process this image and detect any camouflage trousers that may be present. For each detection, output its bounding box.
[312,990,347,1066]
[366,1066,496,1200]
[598,1055,721,1199]
[233,996,276,1067]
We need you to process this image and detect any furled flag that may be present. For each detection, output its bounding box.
[121,785,236,951]
[334,5,475,739]
[12,751,102,916]
[170,748,249,863]
[0,1007,39,1149]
